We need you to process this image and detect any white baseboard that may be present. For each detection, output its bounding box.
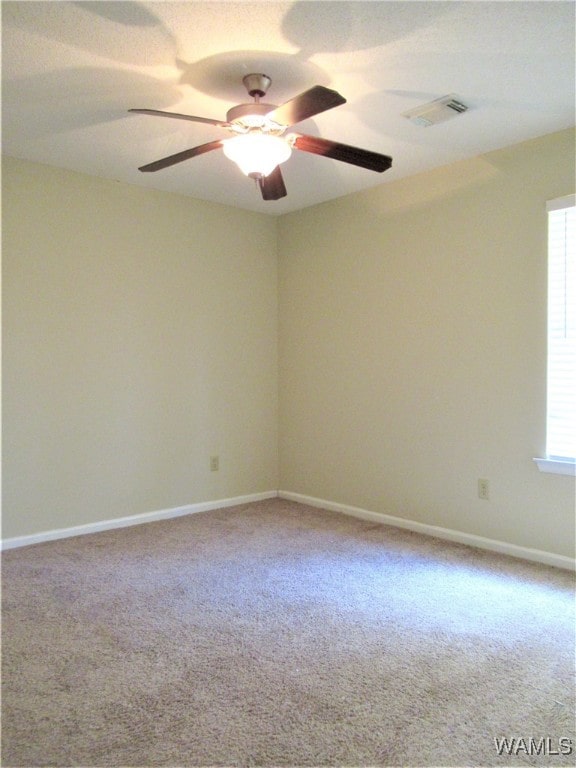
[278,490,576,571]
[3,489,573,571]
[0,491,278,551]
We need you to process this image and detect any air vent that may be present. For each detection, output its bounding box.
[402,94,468,127]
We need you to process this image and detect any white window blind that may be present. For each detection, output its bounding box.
[546,194,575,461]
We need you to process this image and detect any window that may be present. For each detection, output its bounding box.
[535,194,576,476]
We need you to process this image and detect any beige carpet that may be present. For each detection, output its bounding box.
[2,498,575,767]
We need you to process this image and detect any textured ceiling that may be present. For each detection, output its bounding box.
[2,1,575,215]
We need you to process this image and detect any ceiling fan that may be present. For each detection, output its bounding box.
[129,74,392,200]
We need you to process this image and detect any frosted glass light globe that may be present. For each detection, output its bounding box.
[223,133,291,177]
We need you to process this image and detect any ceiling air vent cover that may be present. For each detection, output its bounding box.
[402,94,468,127]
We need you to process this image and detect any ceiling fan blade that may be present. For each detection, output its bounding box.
[129,108,231,128]
[138,140,223,172]
[259,166,287,200]
[266,86,346,127]
[292,134,392,173]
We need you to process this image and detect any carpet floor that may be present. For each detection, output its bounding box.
[1,498,575,767]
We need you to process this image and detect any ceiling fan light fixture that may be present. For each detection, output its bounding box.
[131,74,392,200]
[223,133,292,178]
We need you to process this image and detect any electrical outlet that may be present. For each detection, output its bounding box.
[210,455,219,472]
[478,478,489,500]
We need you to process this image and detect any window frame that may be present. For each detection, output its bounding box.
[534,194,575,477]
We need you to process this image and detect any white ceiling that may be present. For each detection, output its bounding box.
[2,1,575,215]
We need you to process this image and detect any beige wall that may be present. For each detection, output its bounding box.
[2,158,278,538]
[3,129,575,558]
[278,128,575,558]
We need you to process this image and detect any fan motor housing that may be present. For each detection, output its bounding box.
[226,103,284,132]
